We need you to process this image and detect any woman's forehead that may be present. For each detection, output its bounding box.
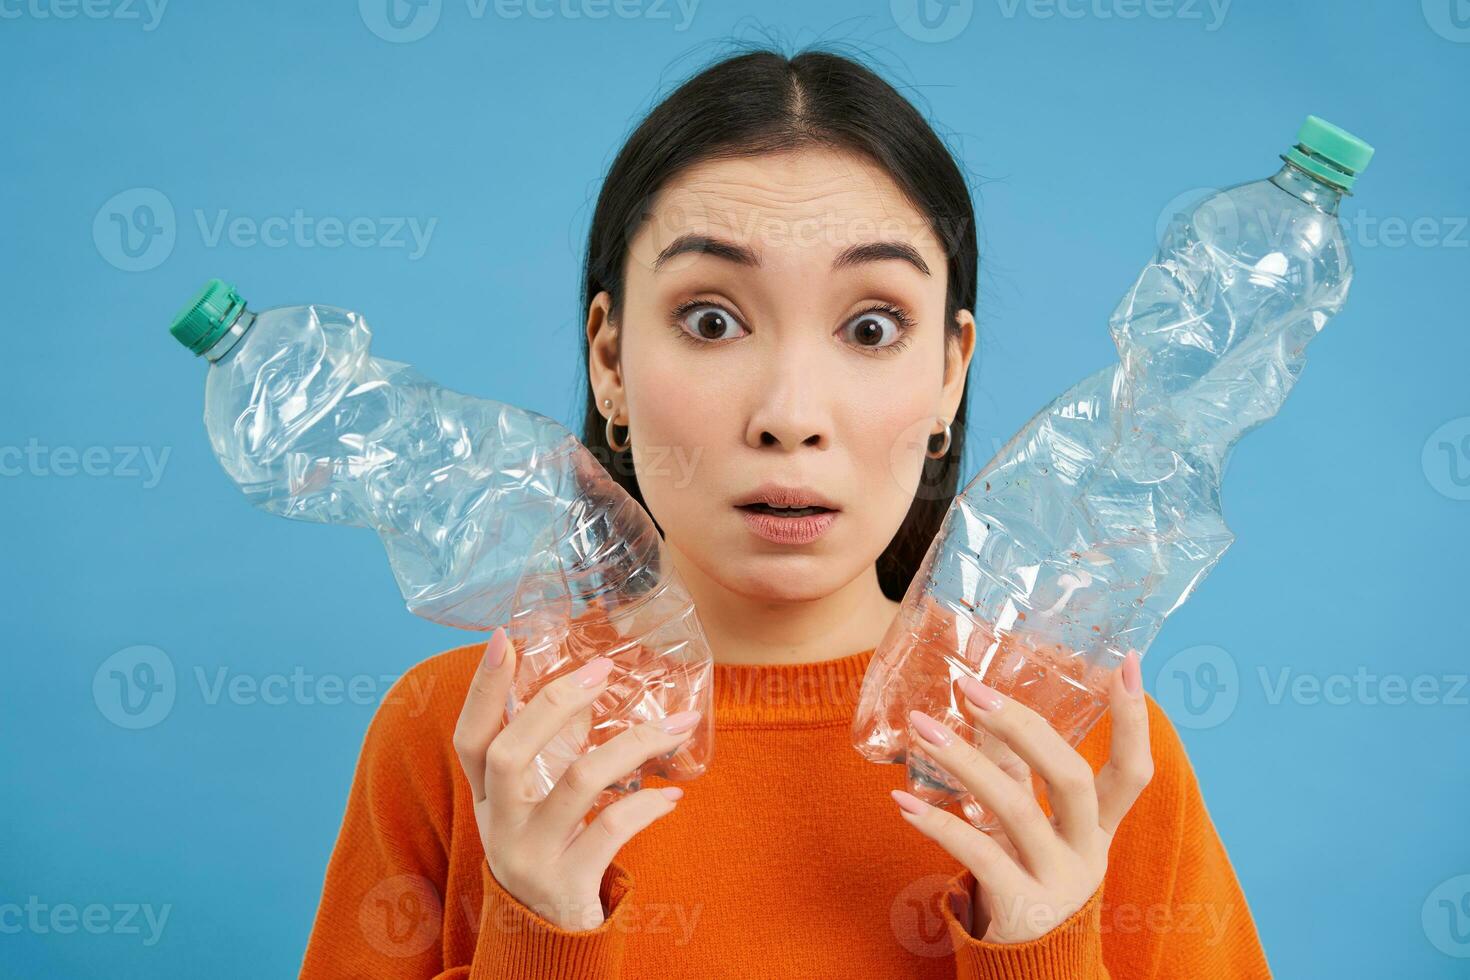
[631,148,943,275]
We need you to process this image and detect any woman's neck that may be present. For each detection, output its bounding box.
[665,541,901,666]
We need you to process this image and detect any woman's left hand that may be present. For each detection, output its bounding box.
[892,648,1153,944]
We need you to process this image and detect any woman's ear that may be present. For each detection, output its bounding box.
[587,290,624,408]
[940,308,977,422]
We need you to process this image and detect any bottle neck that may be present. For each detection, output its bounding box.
[202,307,257,363]
[1269,159,1345,216]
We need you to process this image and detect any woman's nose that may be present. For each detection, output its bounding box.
[744,364,832,452]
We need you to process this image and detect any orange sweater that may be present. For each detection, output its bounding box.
[299,642,1273,978]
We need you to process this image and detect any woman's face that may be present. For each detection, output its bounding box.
[588,147,975,606]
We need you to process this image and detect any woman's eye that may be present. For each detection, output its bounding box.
[841,309,905,350]
[674,303,747,342]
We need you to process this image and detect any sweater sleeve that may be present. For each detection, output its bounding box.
[935,693,1271,980]
[1135,697,1273,979]
[467,857,637,978]
[298,659,638,979]
[939,871,1109,980]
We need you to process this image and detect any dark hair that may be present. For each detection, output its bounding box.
[578,45,978,602]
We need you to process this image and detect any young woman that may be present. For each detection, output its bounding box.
[300,48,1272,979]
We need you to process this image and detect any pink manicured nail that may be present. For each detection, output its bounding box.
[958,675,1003,711]
[908,709,954,746]
[571,657,615,688]
[658,710,701,734]
[1123,650,1142,695]
[484,628,507,668]
[891,789,927,815]
[659,787,684,801]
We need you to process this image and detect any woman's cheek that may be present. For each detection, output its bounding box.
[863,400,937,512]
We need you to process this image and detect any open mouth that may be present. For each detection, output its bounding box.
[737,503,834,518]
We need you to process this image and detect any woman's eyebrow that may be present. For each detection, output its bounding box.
[653,233,931,277]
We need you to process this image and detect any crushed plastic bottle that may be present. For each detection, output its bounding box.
[852,116,1375,831]
[169,284,714,813]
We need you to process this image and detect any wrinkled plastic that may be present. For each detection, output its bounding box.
[852,161,1358,830]
[198,301,714,810]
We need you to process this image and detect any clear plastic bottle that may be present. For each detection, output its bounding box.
[852,116,1375,830]
[169,284,714,813]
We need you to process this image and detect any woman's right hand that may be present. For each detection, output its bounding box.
[453,625,698,931]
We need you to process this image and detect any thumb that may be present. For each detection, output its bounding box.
[453,626,518,804]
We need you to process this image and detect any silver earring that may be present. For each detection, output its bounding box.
[926,418,952,459]
[605,401,631,452]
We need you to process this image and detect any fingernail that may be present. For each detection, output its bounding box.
[1123,650,1142,695]
[958,676,1003,711]
[908,709,954,746]
[484,628,507,668]
[891,789,927,815]
[572,656,615,688]
[658,710,701,734]
[659,787,684,801]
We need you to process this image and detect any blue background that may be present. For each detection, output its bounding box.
[3,1,1467,976]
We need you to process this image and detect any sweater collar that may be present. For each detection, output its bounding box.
[711,646,876,728]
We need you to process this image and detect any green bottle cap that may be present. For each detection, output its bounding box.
[169,278,246,356]
[1283,115,1374,193]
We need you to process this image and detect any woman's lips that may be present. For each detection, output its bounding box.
[736,505,838,545]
